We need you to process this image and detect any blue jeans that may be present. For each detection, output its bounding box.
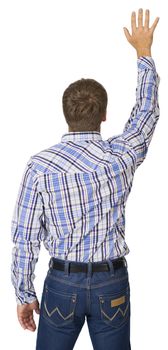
[36,257,131,350]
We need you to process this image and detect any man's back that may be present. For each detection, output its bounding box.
[29,130,136,262]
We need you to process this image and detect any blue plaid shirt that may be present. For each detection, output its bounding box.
[11,56,160,305]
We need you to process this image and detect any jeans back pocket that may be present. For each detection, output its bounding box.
[43,285,77,328]
[98,284,130,328]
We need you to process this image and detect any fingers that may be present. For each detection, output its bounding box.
[25,315,36,331]
[144,9,150,29]
[130,9,159,32]
[131,11,136,32]
[23,316,36,331]
[123,27,132,42]
[18,315,27,330]
[138,8,143,27]
[150,16,160,32]
[18,312,36,332]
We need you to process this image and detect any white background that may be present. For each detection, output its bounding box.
[0,0,167,349]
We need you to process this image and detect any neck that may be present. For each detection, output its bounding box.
[68,127,101,133]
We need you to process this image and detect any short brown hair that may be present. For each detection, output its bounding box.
[62,78,108,131]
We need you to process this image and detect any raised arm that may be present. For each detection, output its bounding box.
[108,9,160,169]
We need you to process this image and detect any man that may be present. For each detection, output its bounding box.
[11,8,160,350]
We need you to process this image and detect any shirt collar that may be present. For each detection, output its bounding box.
[61,131,102,142]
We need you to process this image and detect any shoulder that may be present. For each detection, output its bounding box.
[107,134,133,154]
[30,142,63,175]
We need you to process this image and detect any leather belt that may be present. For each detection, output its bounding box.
[49,257,127,273]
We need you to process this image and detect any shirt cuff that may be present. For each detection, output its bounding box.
[137,56,156,71]
[16,295,38,305]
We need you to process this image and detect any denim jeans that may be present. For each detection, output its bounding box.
[36,256,131,350]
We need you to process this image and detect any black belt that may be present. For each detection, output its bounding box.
[49,257,127,273]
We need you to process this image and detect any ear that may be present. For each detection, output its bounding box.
[102,111,106,122]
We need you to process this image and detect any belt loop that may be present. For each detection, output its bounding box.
[87,261,92,277]
[49,257,53,268]
[64,260,70,277]
[124,256,128,269]
[107,258,115,276]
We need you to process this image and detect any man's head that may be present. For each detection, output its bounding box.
[62,78,107,132]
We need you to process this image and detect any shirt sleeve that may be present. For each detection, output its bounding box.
[10,156,47,305]
[108,56,160,169]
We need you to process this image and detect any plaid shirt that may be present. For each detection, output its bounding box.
[11,56,160,305]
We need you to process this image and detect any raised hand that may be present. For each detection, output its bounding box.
[123,9,160,57]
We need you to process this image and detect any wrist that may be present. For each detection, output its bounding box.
[136,48,152,58]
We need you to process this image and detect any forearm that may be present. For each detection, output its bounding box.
[136,56,159,112]
[123,56,159,131]
[11,240,40,304]
[122,56,160,168]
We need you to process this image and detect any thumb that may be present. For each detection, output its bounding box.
[123,27,132,42]
[35,307,40,314]
[34,304,40,314]
[32,300,40,314]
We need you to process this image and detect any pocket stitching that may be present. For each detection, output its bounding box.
[43,287,77,326]
[98,286,130,328]
[44,301,75,320]
[100,300,129,322]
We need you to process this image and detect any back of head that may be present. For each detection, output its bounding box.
[62,78,108,131]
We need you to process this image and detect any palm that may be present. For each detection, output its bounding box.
[123,8,159,51]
